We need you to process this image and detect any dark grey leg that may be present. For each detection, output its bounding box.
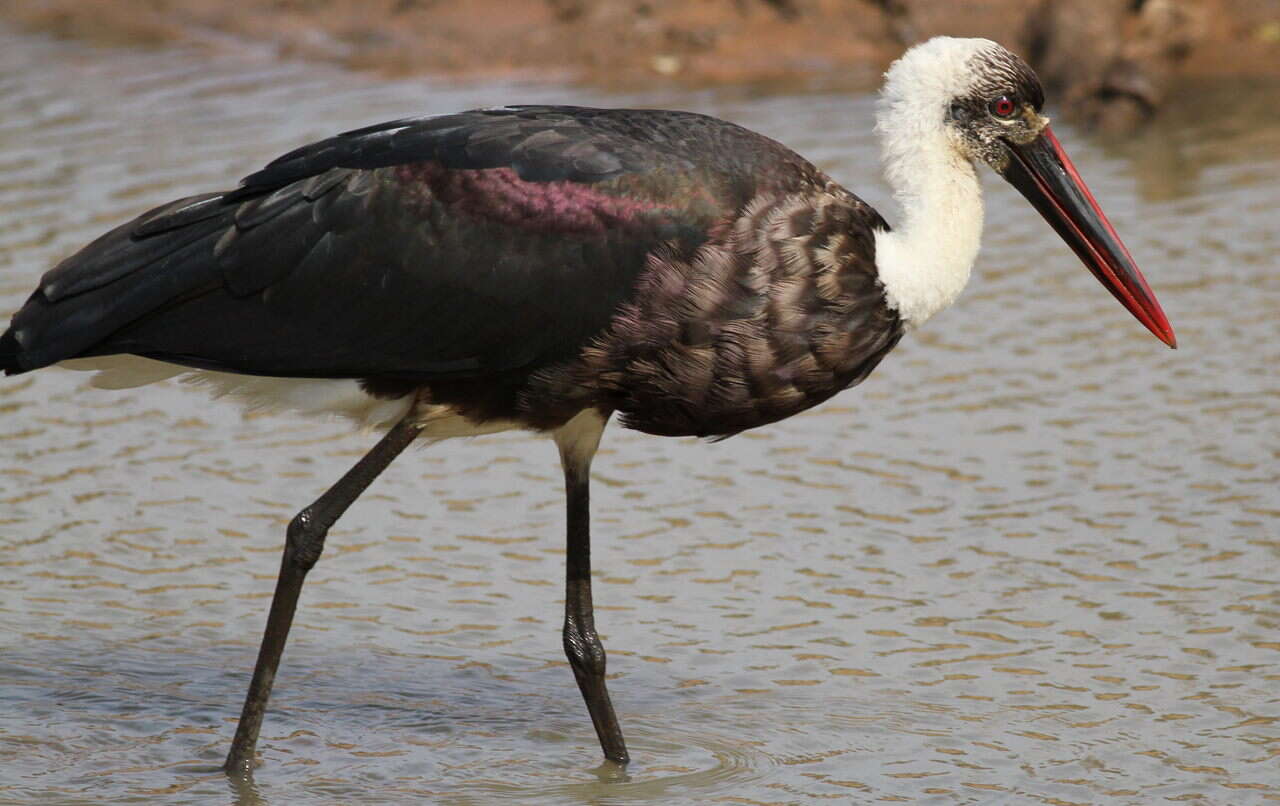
[556,413,628,764]
[223,411,424,777]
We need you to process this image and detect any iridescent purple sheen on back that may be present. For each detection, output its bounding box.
[395,162,669,235]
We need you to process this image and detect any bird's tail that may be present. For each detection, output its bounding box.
[1,191,233,376]
[0,327,22,375]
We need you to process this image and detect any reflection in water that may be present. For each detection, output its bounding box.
[1,25,1278,806]
[1100,77,1280,203]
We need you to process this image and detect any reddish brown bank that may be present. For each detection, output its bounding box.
[4,0,1278,129]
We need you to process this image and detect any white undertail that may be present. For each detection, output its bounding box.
[57,356,522,437]
[872,37,997,329]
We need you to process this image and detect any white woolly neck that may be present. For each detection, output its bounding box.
[871,37,994,329]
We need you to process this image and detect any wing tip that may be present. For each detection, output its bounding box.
[0,327,30,376]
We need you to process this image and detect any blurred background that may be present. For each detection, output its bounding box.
[1,2,1278,805]
[3,0,1280,130]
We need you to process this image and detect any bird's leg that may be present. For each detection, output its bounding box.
[555,411,628,764]
[223,408,425,777]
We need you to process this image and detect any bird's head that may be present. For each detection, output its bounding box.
[878,37,1176,348]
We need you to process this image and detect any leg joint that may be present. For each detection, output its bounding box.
[286,506,327,571]
[563,617,608,678]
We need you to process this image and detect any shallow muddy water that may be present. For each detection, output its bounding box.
[1,27,1278,806]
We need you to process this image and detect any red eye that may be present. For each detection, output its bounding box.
[991,96,1016,118]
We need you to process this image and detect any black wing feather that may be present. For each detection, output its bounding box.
[2,106,827,379]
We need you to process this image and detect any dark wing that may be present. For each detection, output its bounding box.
[0,106,824,379]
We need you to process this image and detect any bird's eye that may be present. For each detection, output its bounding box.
[990,96,1016,118]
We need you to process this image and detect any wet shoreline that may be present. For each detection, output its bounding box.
[5,0,1279,129]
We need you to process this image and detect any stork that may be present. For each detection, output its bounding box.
[0,37,1175,775]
